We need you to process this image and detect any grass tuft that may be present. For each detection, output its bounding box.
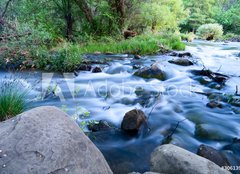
[0,79,28,121]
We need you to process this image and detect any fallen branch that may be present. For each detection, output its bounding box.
[162,118,187,144]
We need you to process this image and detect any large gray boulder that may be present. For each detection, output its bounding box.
[150,144,231,174]
[0,106,113,174]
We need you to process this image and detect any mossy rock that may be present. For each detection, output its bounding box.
[134,64,166,80]
[195,124,230,141]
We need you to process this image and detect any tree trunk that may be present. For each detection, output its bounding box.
[65,13,73,40]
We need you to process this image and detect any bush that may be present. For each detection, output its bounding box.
[197,23,223,40]
[0,80,29,121]
[33,43,82,72]
[180,32,195,42]
[221,33,240,42]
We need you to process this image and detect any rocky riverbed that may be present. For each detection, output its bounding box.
[0,40,240,173]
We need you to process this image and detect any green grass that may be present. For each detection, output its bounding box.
[0,80,28,121]
[81,33,185,54]
[33,33,185,72]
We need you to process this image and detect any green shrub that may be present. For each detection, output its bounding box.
[221,33,240,41]
[33,43,82,72]
[180,32,195,42]
[0,80,28,121]
[197,23,223,40]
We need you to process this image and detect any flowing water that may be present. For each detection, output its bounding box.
[1,40,240,173]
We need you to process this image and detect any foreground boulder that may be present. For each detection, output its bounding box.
[197,144,230,167]
[134,64,166,80]
[121,109,147,135]
[0,106,113,174]
[150,144,230,174]
[168,58,194,66]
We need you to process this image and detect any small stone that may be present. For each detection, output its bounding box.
[168,58,194,66]
[92,67,102,73]
[88,120,112,132]
[206,101,223,109]
[134,55,142,59]
[78,64,92,71]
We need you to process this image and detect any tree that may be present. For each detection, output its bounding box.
[129,0,187,33]
[181,0,216,32]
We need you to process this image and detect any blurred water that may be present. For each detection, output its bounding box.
[1,40,240,173]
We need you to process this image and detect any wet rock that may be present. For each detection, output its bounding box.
[168,58,194,66]
[178,52,192,57]
[197,144,230,167]
[195,124,231,141]
[0,106,113,174]
[191,69,229,84]
[129,172,161,174]
[134,55,142,59]
[206,101,223,108]
[121,109,147,135]
[223,138,240,156]
[150,144,230,174]
[169,52,192,57]
[92,66,102,73]
[135,87,160,107]
[134,64,166,80]
[88,120,113,132]
[78,64,92,71]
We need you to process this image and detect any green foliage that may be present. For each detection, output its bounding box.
[213,0,240,34]
[197,23,223,40]
[81,33,185,55]
[130,0,187,33]
[33,43,82,72]
[181,0,216,32]
[180,32,195,42]
[221,33,240,41]
[0,80,28,121]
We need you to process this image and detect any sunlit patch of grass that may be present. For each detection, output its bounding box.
[81,33,185,55]
[0,79,29,121]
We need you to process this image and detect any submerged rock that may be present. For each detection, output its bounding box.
[121,109,147,135]
[195,124,231,141]
[150,144,230,174]
[206,101,223,108]
[169,52,192,57]
[168,58,194,66]
[191,69,229,84]
[92,66,102,73]
[134,64,166,80]
[88,120,113,132]
[197,144,230,167]
[0,106,113,174]
[129,172,161,174]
